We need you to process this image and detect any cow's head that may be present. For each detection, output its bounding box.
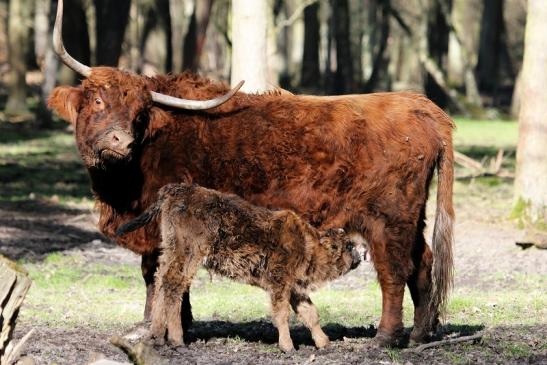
[48,0,243,169]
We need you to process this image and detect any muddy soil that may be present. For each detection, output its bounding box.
[2,199,547,364]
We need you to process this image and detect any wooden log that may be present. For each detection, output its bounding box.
[0,255,32,365]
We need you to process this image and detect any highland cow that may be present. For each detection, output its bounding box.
[116,183,361,352]
[48,0,455,347]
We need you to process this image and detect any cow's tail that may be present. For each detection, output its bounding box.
[429,118,455,328]
[115,198,163,236]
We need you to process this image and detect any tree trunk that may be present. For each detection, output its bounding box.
[363,0,389,93]
[514,0,547,225]
[0,256,32,365]
[300,1,320,89]
[59,0,91,85]
[424,0,451,108]
[476,0,503,94]
[183,0,214,72]
[330,0,353,94]
[231,0,270,93]
[94,0,131,66]
[5,0,33,116]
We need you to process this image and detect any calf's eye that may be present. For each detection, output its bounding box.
[95,98,102,105]
[346,243,354,251]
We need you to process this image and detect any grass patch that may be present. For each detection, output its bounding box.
[453,118,518,149]
[18,252,547,332]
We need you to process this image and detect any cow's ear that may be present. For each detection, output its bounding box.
[48,86,83,124]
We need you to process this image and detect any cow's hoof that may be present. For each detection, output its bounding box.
[372,330,405,348]
[409,328,429,346]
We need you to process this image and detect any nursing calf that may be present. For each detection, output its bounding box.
[117,183,361,352]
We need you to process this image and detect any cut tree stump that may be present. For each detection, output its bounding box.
[0,255,33,365]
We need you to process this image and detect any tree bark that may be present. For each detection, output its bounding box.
[94,0,131,66]
[231,0,270,93]
[183,0,214,72]
[514,0,547,224]
[5,0,33,116]
[300,2,320,89]
[330,0,353,94]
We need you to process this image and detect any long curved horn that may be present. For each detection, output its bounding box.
[53,0,91,77]
[150,80,245,110]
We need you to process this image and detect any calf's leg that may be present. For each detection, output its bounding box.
[289,291,329,349]
[270,290,294,352]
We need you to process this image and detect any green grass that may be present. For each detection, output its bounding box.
[19,252,547,332]
[453,118,518,149]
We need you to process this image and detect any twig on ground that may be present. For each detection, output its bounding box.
[408,333,483,353]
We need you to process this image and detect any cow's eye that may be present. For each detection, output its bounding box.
[135,112,148,125]
[346,243,353,251]
[95,98,103,105]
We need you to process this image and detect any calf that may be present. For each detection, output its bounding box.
[117,183,361,352]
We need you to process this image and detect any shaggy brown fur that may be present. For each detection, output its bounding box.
[117,183,361,352]
[48,67,455,346]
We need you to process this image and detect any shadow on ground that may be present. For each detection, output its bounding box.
[0,199,104,261]
[184,320,484,349]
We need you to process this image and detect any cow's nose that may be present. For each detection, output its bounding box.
[111,131,134,150]
[350,248,361,270]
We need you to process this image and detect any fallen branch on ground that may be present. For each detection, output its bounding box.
[0,256,33,365]
[409,333,483,353]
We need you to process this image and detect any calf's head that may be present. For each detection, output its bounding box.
[320,228,361,276]
[47,0,243,169]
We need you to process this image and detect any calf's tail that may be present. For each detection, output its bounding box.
[429,119,455,327]
[115,198,163,236]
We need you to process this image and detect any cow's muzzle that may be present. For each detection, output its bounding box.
[350,247,361,270]
[98,129,135,162]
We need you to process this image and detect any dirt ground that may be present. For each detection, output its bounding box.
[2,196,546,365]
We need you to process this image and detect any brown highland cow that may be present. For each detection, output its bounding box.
[48,0,455,347]
[116,183,361,352]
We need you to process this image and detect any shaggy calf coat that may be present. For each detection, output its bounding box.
[117,183,361,352]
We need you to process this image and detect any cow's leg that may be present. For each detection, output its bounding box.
[270,290,294,352]
[289,290,329,349]
[407,224,437,344]
[368,222,413,347]
[141,250,159,321]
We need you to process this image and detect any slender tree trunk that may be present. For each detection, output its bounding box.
[330,0,352,94]
[59,0,90,85]
[476,0,503,94]
[425,0,451,108]
[5,0,33,116]
[94,0,131,66]
[37,0,60,128]
[183,0,214,72]
[514,0,547,224]
[231,0,270,92]
[300,2,320,89]
[363,0,389,93]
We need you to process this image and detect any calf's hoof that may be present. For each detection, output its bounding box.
[313,333,330,349]
[278,339,295,353]
[167,334,184,348]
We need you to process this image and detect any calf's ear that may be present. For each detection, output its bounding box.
[48,86,83,124]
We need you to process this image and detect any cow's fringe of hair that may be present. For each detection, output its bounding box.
[115,199,163,236]
[429,135,455,329]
